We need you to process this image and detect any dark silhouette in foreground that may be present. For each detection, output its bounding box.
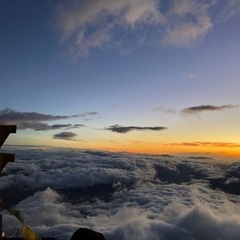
[71,228,105,240]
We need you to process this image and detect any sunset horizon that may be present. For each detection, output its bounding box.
[1,0,239,162]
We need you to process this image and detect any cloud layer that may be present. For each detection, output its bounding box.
[1,147,240,240]
[54,0,240,59]
[104,124,167,133]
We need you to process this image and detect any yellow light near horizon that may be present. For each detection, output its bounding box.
[97,141,240,161]
[7,132,239,161]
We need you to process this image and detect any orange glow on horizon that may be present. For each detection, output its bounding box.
[7,133,240,161]
[72,140,240,160]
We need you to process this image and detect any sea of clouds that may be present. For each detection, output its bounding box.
[0,146,240,240]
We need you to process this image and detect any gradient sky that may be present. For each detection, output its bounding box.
[1,0,240,159]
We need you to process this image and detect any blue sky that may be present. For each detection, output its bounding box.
[0,0,240,158]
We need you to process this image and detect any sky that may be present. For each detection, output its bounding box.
[0,0,240,159]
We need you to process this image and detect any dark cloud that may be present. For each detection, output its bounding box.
[181,104,236,115]
[0,108,73,122]
[17,123,84,131]
[189,156,213,160]
[104,124,167,133]
[0,108,86,131]
[159,154,174,158]
[52,131,77,140]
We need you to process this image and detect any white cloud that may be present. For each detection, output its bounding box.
[124,0,161,26]
[55,0,161,59]
[55,0,240,59]
[56,0,161,39]
[3,187,240,240]
[162,15,212,47]
[162,0,213,47]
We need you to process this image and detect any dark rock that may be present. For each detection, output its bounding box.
[71,228,105,240]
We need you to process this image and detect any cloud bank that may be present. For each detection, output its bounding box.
[181,104,236,115]
[104,124,167,133]
[1,147,240,240]
[54,0,240,59]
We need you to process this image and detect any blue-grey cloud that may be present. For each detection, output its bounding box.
[104,124,167,133]
[18,122,85,131]
[79,112,98,117]
[181,104,236,115]
[0,108,89,131]
[0,108,73,122]
[52,131,77,140]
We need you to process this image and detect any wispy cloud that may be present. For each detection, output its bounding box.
[54,0,239,59]
[53,131,77,140]
[218,0,240,21]
[153,107,177,115]
[181,104,237,115]
[183,73,196,79]
[15,123,85,131]
[79,112,99,118]
[55,0,161,59]
[168,141,240,148]
[104,124,167,133]
[79,112,99,121]
[161,0,213,47]
[0,108,87,131]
